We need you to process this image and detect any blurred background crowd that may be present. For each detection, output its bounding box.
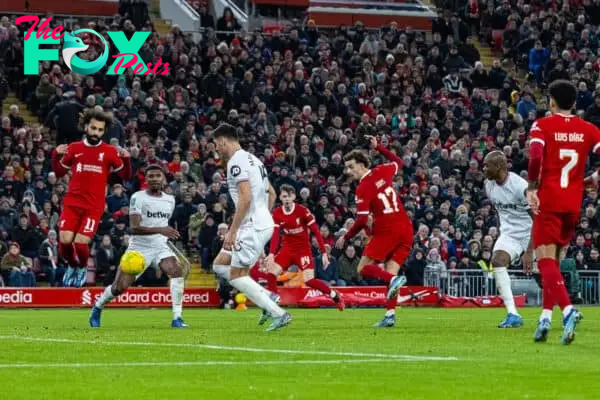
[0,0,599,304]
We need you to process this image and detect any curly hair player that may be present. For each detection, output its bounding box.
[336,135,413,328]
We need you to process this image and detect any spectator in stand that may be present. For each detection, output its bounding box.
[1,242,34,287]
[11,213,42,259]
[336,245,361,286]
[95,234,120,287]
[106,183,129,214]
[39,230,63,287]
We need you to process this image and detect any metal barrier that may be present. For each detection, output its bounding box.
[424,268,600,306]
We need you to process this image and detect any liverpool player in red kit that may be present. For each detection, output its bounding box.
[254,184,344,325]
[527,80,600,345]
[52,109,132,286]
[336,135,413,327]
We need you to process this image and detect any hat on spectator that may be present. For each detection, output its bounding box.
[9,241,19,249]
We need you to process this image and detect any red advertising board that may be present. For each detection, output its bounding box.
[0,287,221,308]
[280,286,440,307]
[0,287,520,309]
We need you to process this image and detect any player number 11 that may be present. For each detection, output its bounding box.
[559,149,578,188]
[378,187,400,214]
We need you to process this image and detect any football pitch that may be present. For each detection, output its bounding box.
[1,307,599,400]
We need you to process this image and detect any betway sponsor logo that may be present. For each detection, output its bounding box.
[87,291,211,304]
[147,211,171,219]
[0,290,33,304]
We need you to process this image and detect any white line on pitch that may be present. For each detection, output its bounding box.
[0,336,458,361]
[0,358,426,369]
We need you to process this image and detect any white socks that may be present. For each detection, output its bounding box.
[562,305,573,319]
[540,309,553,322]
[229,276,285,317]
[494,267,518,315]
[95,285,115,309]
[170,277,184,320]
[385,309,395,317]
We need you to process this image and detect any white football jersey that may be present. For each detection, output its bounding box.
[226,149,274,230]
[128,190,176,247]
[485,172,532,240]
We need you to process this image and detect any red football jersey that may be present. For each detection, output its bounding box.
[60,140,124,212]
[530,114,600,213]
[272,203,316,249]
[355,162,410,234]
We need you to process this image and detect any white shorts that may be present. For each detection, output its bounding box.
[127,243,176,278]
[231,226,274,268]
[493,234,528,265]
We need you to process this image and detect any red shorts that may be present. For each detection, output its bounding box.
[275,246,314,271]
[364,228,412,265]
[532,211,579,248]
[58,205,103,239]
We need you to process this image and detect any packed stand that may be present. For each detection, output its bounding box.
[0,1,597,303]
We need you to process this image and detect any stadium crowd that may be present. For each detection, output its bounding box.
[0,0,599,303]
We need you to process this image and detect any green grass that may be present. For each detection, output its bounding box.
[0,307,599,399]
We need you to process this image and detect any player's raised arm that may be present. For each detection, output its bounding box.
[112,147,132,181]
[51,144,71,178]
[367,135,403,172]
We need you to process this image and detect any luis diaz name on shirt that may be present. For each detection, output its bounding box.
[554,133,585,142]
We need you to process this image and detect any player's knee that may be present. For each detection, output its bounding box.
[230,267,248,280]
[59,231,74,244]
[73,235,91,245]
[491,253,509,269]
[302,269,314,282]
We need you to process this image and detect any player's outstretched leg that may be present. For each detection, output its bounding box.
[90,270,136,327]
[304,269,345,311]
[492,251,522,328]
[360,262,400,327]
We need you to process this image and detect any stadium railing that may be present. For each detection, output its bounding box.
[424,268,600,306]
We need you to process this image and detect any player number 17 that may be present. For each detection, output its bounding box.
[559,149,578,188]
[377,187,400,214]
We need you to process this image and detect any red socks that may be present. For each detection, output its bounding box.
[73,242,90,269]
[386,295,398,311]
[360,264,394,284]
[538,258,571,310]
[59,242,77,267]
[249,264,278,293]
[306,278,332,295]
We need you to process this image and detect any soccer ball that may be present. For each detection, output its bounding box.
[120,251,146,276]
[234,293,247,305]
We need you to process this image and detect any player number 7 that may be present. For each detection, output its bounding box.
[377,187,400,214]
[559,149,578,189]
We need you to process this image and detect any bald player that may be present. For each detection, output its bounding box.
[484,151,534,328]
